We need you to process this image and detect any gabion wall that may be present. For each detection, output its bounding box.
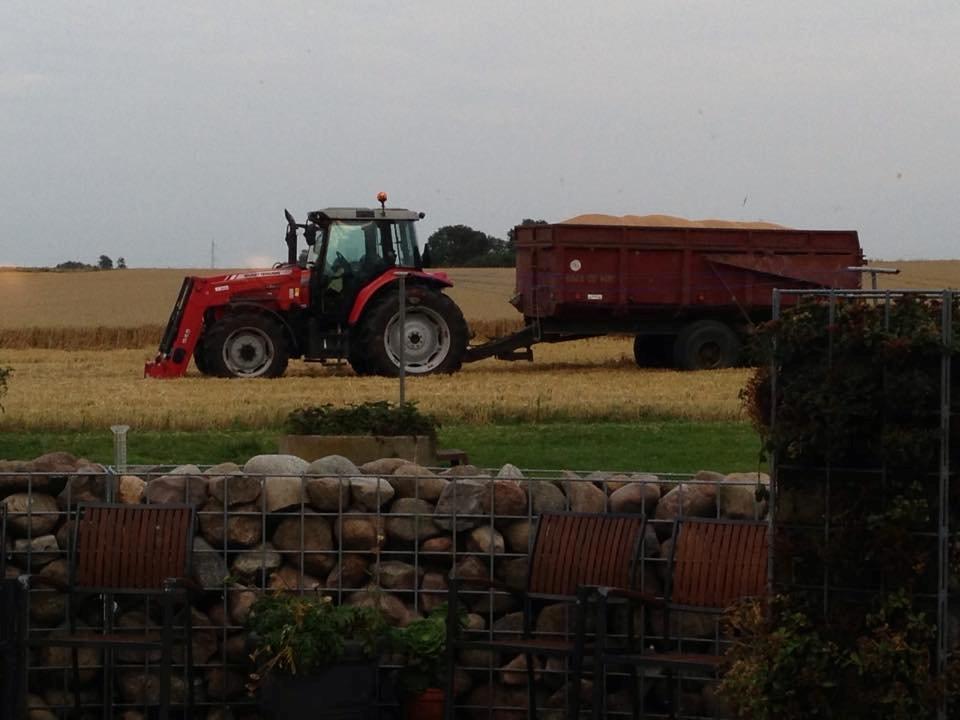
[1,451,769,719]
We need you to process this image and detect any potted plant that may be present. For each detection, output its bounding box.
[279,401,442,464]
[247,591,388,719]
[390,606,461,720]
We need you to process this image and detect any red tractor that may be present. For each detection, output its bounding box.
[145,197,468,379]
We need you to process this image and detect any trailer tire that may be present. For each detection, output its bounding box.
[356,289,467,377]
[205,313,290,378]
[633,335,673,368]
[673,320,741,370]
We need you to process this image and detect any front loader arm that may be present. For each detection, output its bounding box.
[144,277,209,378]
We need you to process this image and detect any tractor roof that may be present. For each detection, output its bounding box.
[307,207,423,223]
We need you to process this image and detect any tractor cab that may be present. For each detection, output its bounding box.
[289,205,424,323]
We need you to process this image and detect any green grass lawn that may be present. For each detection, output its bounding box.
[0,421,763,474]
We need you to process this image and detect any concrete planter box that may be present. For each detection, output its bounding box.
[278,434,437,465]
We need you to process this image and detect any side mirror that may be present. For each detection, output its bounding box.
[304,226,318,247]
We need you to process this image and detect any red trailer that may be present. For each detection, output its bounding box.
[466,222,863,369]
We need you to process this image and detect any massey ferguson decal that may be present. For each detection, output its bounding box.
[224,268,294,281]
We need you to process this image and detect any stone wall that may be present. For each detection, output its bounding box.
[0,452,769,719]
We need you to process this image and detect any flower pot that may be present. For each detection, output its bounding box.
[404,687,445,720]
[258,656,378,719]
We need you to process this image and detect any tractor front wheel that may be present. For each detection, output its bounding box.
[205,313,290,378]
[355,290,467,376]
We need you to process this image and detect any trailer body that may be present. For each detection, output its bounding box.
[496,222,863,368]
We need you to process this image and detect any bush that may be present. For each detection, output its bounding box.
[285,401,439,437]
[247,592,388,681]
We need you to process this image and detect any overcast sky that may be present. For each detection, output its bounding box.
[1,1,957,267]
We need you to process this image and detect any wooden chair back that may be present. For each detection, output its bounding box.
[71,504,195,592]
[668,519,767,608]
[527,513,647,596]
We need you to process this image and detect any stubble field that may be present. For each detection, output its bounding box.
[0,261,956,432]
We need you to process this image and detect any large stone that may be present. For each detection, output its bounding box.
[390,464,448,501]
[336,514,386,552]
[360,457,412,475]
[440,464,484,477]
[14,534,60,567]
[198,500,262,548]
[655,474,718,534]
[145,465,207,505]
[205,668,246,700]
[26,694,57,720]
[421,535,453,555]
[351,476,395,510]
[228,586,258,624]
[501,654,542,685]
[306,455,360,477]
[563,476,606,513]
[496,557,528,591]
[326,556,371,589]
[536,603,573,635]
[502,520,533,553]
[374,560,419,590]
[384,497,442,543]
[38,625,100,684]
[117,475,146,504]
[610,481,661,514]
[118,672,187,705]
[463,684,528,720]
[454,555,488,580]
[245,454,309,512]
[271,511,335,576]
[529,481,567,514]
[434,479,489,531]
[481,480,528,517]
[207,467,261,506]
[718,472,770,520]
[231,543,283,583]
[57,465,109,509]
[496,464,524,480]
[347,585,412,627]
[192,536,229,589]
[1,493,60,536]
[0,460,43,493]
[467,526,505,555]
[306,476,351,511]
[269,565,321,592]
[420,571,448,613]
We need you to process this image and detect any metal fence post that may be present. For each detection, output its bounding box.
[110,425,129,473]
[397,273,408,405]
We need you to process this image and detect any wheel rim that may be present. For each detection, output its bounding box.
[695,340,723,369]
[222,327,275,377]
[383,307,451,373]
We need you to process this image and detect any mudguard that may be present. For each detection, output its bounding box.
[347,268,452,325]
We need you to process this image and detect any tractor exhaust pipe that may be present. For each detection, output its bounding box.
[284,209,298,265]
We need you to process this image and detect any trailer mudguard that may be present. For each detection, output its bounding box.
[347,268,452,326]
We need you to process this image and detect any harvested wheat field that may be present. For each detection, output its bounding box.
[0,338,750,431]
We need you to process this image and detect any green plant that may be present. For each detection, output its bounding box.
[0,365,10,412]
[285,401,440,437]
[246,592,388,685]
[720,592,939,720]
[390,605,462,694]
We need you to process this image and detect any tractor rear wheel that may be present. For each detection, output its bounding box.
[673,320,741,370]
[355,289,467,376]
[205,313,290,378]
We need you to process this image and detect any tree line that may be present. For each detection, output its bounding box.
[423,219,547,267]
[55,255,127,270]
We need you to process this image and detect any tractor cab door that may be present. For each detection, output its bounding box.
[310,219,401,324]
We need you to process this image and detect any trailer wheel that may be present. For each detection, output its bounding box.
[205,313,290,378]
[673,320,741,370]
[633,335,673,368]
[357,289,467,376]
